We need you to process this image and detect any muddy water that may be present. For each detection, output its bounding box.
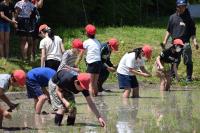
[1,84,200,133]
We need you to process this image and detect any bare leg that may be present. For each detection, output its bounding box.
[20,37,28,59]
[131,87,139,98]
[0,32,5,57]
[123,89,131,98]
[89,73,98,96]
[35,94,48,114]
[4,32,10,58]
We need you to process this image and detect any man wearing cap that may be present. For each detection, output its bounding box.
[50,69,106,127]
[98,38,119,92]
[163,0,199,82]
[0,69,26,112]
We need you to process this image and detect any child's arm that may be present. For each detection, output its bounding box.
[156,56,164,70]
[0,106,11,119]
[40,48,46,67]
[129,68,150,77]
[74,50,85,67]
[55,87,70,108]
[140,66,152,76]
[173,63,179,81]
[85,96,106,127]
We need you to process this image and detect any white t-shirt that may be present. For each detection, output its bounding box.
[117,52,145,76]
[83,38,101,64]
[39,35,63,61]
[15,1,35,18]
[0,74,10,91]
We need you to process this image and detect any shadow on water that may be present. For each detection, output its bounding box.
[2,127,38,131]
[75,123,100,127]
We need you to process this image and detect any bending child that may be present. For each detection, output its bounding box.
[26,67,56,114]
[154,39,183,91]
[0,70,26,112]
[117,45,152,98]
[49,69,106,127]
[98,38,119,92]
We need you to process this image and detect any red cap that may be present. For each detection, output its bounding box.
[173,39,184,46]
[77,73,91,90]
[39,24,48,33]
[85,24,96,35]
[108,38,119,51]
[12,70,26,86]
[142,45,152,60]
[72,39,84,49]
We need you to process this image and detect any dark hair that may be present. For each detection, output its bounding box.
[87,34,95,39]
[128,47,142,59]
[42,28,55,41]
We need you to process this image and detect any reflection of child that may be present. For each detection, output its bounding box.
[154,39,183,91]
[117,45,152,98]
[50,69,105,127]
[0,70,26,112]
[0,106,11,128]
[26,67,56,114]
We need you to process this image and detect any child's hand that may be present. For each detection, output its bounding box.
[98,117,106,127]
[3,111,12,120]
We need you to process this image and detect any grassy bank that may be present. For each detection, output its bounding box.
[1,18,200,91]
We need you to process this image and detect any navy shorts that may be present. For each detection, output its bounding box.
[0,22,10,32]
[117,73,139,89]
[86,61,101,74]
[26,78,43,98]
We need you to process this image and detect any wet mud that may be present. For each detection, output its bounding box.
[1,83,200,133]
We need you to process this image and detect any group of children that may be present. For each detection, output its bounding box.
[0,23,185,128]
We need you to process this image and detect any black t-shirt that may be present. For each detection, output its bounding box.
[160,48,180,64]
[0,2,14,23]
[52,69,90,97]
[101,43,114,67]
[167,9,196,43]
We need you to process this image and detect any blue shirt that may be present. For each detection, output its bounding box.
[27,67,56,87]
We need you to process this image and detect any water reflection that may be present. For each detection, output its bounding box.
[116,98,139,133]
[1,86,200,132]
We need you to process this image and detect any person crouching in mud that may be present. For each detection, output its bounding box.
[49,69,106,127]
[154,39,184,91]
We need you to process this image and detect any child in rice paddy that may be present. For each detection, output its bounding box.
[117,45,152,98]
[154,39,183,91]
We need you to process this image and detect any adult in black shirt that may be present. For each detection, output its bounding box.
[155,39,183,91]
[0,0,16,58]
[98,38,119,92]
[163,0,199,82]
[51,69,106,127]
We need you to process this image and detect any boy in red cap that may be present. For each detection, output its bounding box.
[79,24,101,96]
[117,45,152,98]
[0,69,26,112]
[57,38,83,72]
[50,69,106,127]
[48,38,84,112]
[98,38,119,92]
[154,39,184,91]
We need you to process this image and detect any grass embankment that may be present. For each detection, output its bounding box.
[1,18,200,91]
